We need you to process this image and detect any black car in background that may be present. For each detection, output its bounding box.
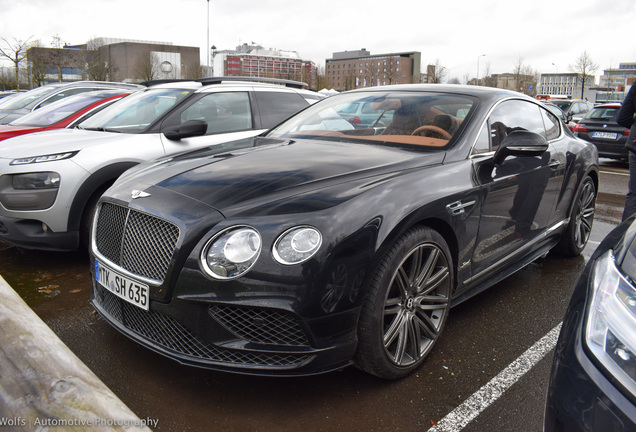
[89,84,599,379]
[551,98,595,129]
[574,103,630,160]
[544,217,636,431]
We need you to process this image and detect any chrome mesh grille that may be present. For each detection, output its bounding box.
[209,304,309,346]
[95,202,179,282]
[97,291,313,369]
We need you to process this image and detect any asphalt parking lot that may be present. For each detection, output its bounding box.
[0,159,629,432]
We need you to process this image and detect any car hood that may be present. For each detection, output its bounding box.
[110,136,446,215]
[0,128,135,158]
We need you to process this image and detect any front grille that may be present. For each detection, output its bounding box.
[97,290,313,369]
[210,304,310,346]
[95,202,179,282]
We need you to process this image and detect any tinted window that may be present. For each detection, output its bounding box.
[585,106,620,120]
[177,91,252,135]
[254,91,307,128]
[489,100,546,151]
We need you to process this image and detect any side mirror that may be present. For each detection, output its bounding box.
[566,113,574,123]
[163,120,207,140]
[494,130,548,165]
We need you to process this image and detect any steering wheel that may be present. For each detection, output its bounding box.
[411,125,452,140]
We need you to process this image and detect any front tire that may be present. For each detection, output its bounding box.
[356,226,453,379]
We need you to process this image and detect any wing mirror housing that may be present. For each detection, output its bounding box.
[163,120,207,140]
[494,130,549,165]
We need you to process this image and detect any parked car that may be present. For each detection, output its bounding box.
[0,77,321,251]
[550,99,595,130]
[335,100,394,128]
[573,103,630,160]
[88,84,599,379]
[544,217,636,431]
[0,81,143,125]
[0,89,136,141]
[0,90,24,100]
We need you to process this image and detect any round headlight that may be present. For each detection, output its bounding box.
[273,226,322,265]
[201,226,262,280]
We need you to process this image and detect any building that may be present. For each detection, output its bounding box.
[325,49,422,91]
[212,43,317,90]
[26,38,201,87]
[595,62,636,102]
[538,72,596,100]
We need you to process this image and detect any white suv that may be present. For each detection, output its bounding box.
[0,77,321,251]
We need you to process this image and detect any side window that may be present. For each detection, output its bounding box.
[472,123,491,154]
[254,91,308,128]
[179,92,252,135]
[488,100,546,151]
[540,107,561,141]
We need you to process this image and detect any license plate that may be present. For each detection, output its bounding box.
[592,131,618,140]
[95,260,149,311]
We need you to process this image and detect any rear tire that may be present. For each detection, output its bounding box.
[356,226,453,379]
[554,176,596,257]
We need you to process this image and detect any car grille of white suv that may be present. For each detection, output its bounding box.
[94,202,180,283]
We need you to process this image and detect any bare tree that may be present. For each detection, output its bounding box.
[512,56,537,94]
[428,59,447,83]
[135,52,161,82]
[85,39,109,81]
[0,36,34,89]
[569,51,598,100]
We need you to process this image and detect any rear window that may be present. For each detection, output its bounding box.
[585,106,620,121]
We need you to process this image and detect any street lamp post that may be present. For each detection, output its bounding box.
[206,0,210,70]
[476,54,486,86]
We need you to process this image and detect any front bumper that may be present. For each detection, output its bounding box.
[89,277,358,376]
[0,214,79,250]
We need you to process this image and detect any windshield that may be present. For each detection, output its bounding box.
[0,85,61,110]
[78,88,193,133]
[585,106,620,121]
[9,93,107,127]
[268,90,474,149]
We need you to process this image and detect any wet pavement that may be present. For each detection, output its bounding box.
[0,159,628,431]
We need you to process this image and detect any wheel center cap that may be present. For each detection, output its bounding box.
[406,297,415,310]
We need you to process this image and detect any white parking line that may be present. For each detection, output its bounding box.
[600,169,629,177]
[426,323,563,432]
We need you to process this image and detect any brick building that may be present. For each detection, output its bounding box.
[212,43,317,89]
[325,49,421,91]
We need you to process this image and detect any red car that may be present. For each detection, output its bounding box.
[0,89,136,141]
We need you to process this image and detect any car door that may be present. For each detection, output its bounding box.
[469,99,563,279]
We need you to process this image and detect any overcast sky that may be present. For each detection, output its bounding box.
[2,0,635,84]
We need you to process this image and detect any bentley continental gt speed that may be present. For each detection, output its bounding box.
[89,84,599,379]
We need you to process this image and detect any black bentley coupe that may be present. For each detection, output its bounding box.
[89,84,598,379]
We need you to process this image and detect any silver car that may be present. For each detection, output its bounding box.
[0,78,321,251]
[0,81,143,124]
